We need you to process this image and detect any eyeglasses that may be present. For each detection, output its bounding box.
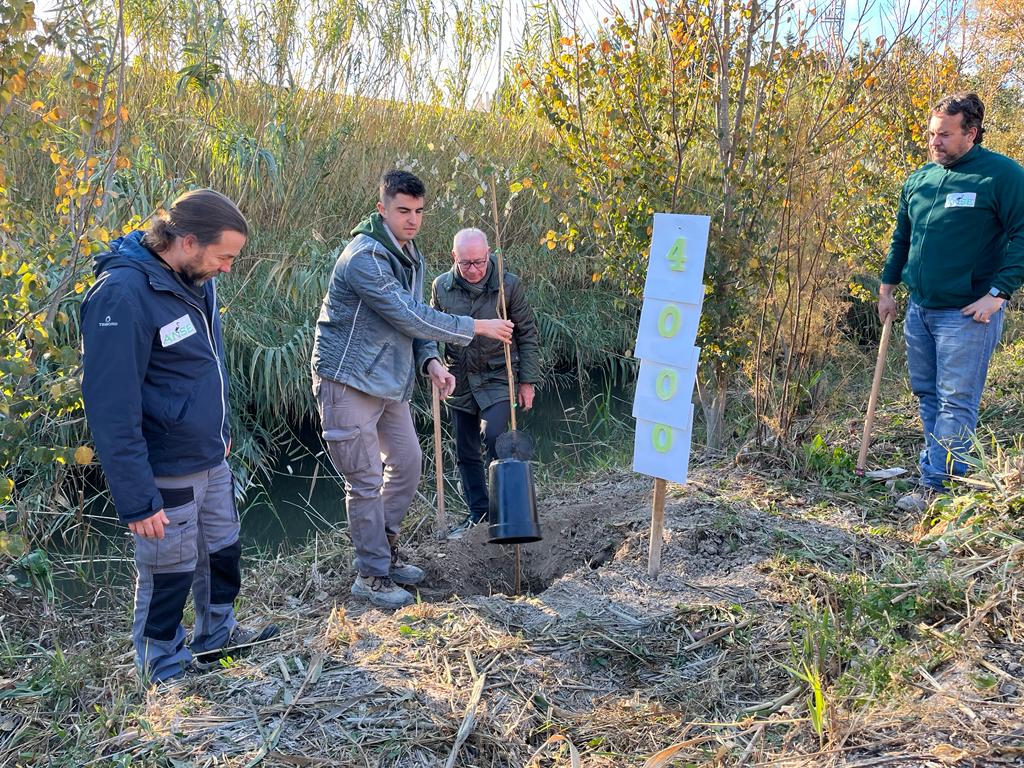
[457,259,488,270]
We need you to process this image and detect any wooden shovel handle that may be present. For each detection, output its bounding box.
[432,383,446,529]
[490,178,517,431]
[856,316,893,474]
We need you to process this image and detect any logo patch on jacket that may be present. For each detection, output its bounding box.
[160,315,197,347]
[945,192,976,208]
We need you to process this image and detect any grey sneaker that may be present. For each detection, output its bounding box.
[445,517,481,541]
[389,549,425,585]
[896,490,935,513]
[351,575,414,608]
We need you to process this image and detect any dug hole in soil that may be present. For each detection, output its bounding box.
[411,475,649,599]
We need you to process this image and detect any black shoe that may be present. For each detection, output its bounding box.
[446,517,482,540]
[194,623,280,667]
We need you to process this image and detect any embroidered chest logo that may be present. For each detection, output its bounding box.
[98,315,118,327]
[160,314,197,347]
[945,192,977,208]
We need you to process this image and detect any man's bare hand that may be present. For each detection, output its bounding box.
[961,294,1005,324]
[474,318,514,343]
[878,284,898,323]
[427,358,456,398]
[517,382,535,411]
[129,509,170,539]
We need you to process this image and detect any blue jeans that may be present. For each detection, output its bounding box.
[904,300,1004,490]
[452,400,512,523]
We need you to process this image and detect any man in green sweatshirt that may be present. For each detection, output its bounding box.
[879,93,1024,510]
[310,171,514,608]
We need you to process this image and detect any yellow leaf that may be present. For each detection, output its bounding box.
[8,73,27,95]
[74,282,85,294]
[30,100,44,111]
[119,105,129,122]
[546,240,556,250]
[74,446,95,465]
[592,272,602,283]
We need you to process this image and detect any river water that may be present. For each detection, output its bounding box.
[241,374,634,549]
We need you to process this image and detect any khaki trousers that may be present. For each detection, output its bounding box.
[314,374,422,576]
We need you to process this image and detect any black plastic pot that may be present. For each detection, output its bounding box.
[486,458,542,544]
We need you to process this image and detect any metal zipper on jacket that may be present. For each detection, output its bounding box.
[365,340,391,375]
[155,283,229,455]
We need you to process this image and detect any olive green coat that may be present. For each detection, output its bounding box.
[430,256,541,414]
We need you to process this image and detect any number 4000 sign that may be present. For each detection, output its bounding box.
[632,214,709,486]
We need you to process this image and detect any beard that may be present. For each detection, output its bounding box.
[181,254,217,286]
[181,266,213,286]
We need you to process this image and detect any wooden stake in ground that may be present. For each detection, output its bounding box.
[490,177,523,595]
[432,383,446,532]
[856,316,894,477]
[648,478,667,578]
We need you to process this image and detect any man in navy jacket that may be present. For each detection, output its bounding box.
[81,189,276,684]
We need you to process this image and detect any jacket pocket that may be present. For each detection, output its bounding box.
[365,341,391,376]
[135,491,199,571]
[322,424,372,474]
[142,382,198,433]
[486,350,518,371]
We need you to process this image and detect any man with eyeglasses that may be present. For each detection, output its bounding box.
[430,228,541,539]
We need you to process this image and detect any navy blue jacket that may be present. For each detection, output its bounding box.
[80,231,231,523]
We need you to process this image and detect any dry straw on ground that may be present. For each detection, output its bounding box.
[3,455,1024,766]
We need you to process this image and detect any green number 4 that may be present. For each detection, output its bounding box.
[666,238,687,271]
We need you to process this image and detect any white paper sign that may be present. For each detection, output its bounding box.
[634,297,702,363]
[632,413,693,485]
[631,352,699,429]
[631,212,710,485]
[641,213,710,304]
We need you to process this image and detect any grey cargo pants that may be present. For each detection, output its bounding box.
[314,374,422,577]
[133,460,240,683]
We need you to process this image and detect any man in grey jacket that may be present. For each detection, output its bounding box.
[311,170,513,608]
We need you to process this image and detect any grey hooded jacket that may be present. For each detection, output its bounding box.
[311,212,475,401]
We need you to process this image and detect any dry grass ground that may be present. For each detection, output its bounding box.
[4,337,1024,767]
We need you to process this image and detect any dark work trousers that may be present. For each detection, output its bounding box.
[133,460,241,683]
[452,400,512,522]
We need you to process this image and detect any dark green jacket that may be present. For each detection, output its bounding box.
[882,144,1024,308]
[430,256,541,413]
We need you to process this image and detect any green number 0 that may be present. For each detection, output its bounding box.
[655,369,678,400]
[658,304,681,338]
[652,424,673,453]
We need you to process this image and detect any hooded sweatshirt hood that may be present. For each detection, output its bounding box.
[351,212,416,268]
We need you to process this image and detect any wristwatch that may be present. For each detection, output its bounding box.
[989,287,1011,300]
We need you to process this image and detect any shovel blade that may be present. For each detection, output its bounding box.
[495,429,534,461]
